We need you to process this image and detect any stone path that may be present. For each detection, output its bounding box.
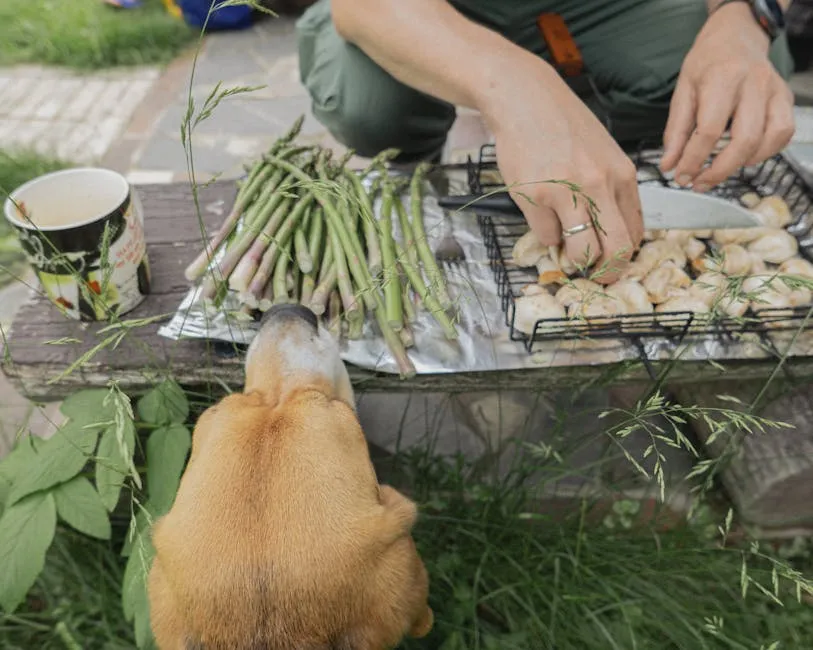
[0,65,160,164]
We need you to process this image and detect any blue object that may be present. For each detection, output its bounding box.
[178,0,254,31]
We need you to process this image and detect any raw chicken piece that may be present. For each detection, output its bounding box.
[520,283,547,297]
[549,245,579,275]
[683,237,706,261]
[747,229,799,264]
[743,274,812,309]
[643,263,692,304]
[739,192,762,209]
[607,279,653,314]
[655,290,710,326]
[718,294,750,318]
[688,271,727,306]
[619,260,651,282]
[692,229,713,239]
[536,257,567,285]
[512,230,547,267]
[660,230,694,245]
[513,292,567,334]
[636,239,686,270]
[779,257,813,280]
[694,243,752,276]
[749,252,768,274]
[555,278,602,308]
[711,227,769,246]
[752,195,792,229]
[568,294,626,324]
[643,230,657,241]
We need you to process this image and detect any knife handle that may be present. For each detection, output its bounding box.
[437,193,524,215]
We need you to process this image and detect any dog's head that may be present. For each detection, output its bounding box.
[147,304,432,650]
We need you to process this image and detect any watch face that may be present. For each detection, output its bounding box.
[756,0,785,32]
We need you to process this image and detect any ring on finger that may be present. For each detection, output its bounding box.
[561,221,593,238]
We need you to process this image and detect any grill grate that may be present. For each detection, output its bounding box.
[464,143,813,354]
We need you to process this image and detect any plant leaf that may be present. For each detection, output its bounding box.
[53,476,111,540]
[147,424,191,515]
[0,492,57,613]
[96,419,136,512]
[0,437,38,515]
[60,388,115,426]
[6,421,100,506]
[137,379,189,426]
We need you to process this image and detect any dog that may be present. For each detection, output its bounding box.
[147,303,433,649]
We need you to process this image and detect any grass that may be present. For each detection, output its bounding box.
[0,149,71,289]
[3,438,813,650]
[0,0,196,70]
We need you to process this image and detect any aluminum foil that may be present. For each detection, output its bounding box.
[158,166,813,375]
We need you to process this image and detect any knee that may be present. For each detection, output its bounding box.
[296,2,454,160]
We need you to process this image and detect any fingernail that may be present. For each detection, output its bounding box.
[694,183,709,193]
[677,174,692,186]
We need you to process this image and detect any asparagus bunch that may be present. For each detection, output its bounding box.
[184,117,459,379]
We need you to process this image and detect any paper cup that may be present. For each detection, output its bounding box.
[3,168,151,321]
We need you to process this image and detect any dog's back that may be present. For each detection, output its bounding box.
[148,388,431,650]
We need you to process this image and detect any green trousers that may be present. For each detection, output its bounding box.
[296,0,793,161]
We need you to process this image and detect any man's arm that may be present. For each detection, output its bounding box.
[330,0,559,121]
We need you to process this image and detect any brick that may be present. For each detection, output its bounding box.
[85,80,130,124]
[10,79,54,120]
[34,79,85,120]
[60,79,106,122]
[0,77,37,116]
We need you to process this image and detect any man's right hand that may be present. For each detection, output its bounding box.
[481,62,644,284]
[332,0,645,283]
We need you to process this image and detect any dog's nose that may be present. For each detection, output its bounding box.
[261,303,319,331]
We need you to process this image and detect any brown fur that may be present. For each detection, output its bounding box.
[147,308,432,650]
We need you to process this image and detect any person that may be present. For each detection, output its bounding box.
[295,0,796,283]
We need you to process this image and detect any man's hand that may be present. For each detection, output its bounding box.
[482,64,643,284]
[661,1,795,191]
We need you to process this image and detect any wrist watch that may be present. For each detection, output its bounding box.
[715,0,786,41]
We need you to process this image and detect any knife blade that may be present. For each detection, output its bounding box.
[437,185,762,230]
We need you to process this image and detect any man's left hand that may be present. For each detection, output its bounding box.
[660,1,795,191]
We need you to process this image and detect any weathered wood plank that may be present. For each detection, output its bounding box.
[674,380,813,529]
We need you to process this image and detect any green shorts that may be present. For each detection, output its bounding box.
[295,0,793,161]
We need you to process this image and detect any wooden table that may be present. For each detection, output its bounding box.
[4,180,813,529]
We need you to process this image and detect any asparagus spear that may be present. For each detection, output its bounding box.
[343,168,382,278]
[272,240,292,305]
[294,224,313,274]
[379,182,402,331]
[395,241,458,340]
[409,162,453,309]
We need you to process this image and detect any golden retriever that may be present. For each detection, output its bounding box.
[147,303,433,649]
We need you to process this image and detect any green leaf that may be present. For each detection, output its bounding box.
[95,418,136,512]
[147,424,191,515]
[0,437,38,515]
[6,421,100,506]
[0,492,57,613]
[53,476,111,540]
[60,388,115,426]
[137,379,189,426]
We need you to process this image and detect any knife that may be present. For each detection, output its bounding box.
[437,185,763,230]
